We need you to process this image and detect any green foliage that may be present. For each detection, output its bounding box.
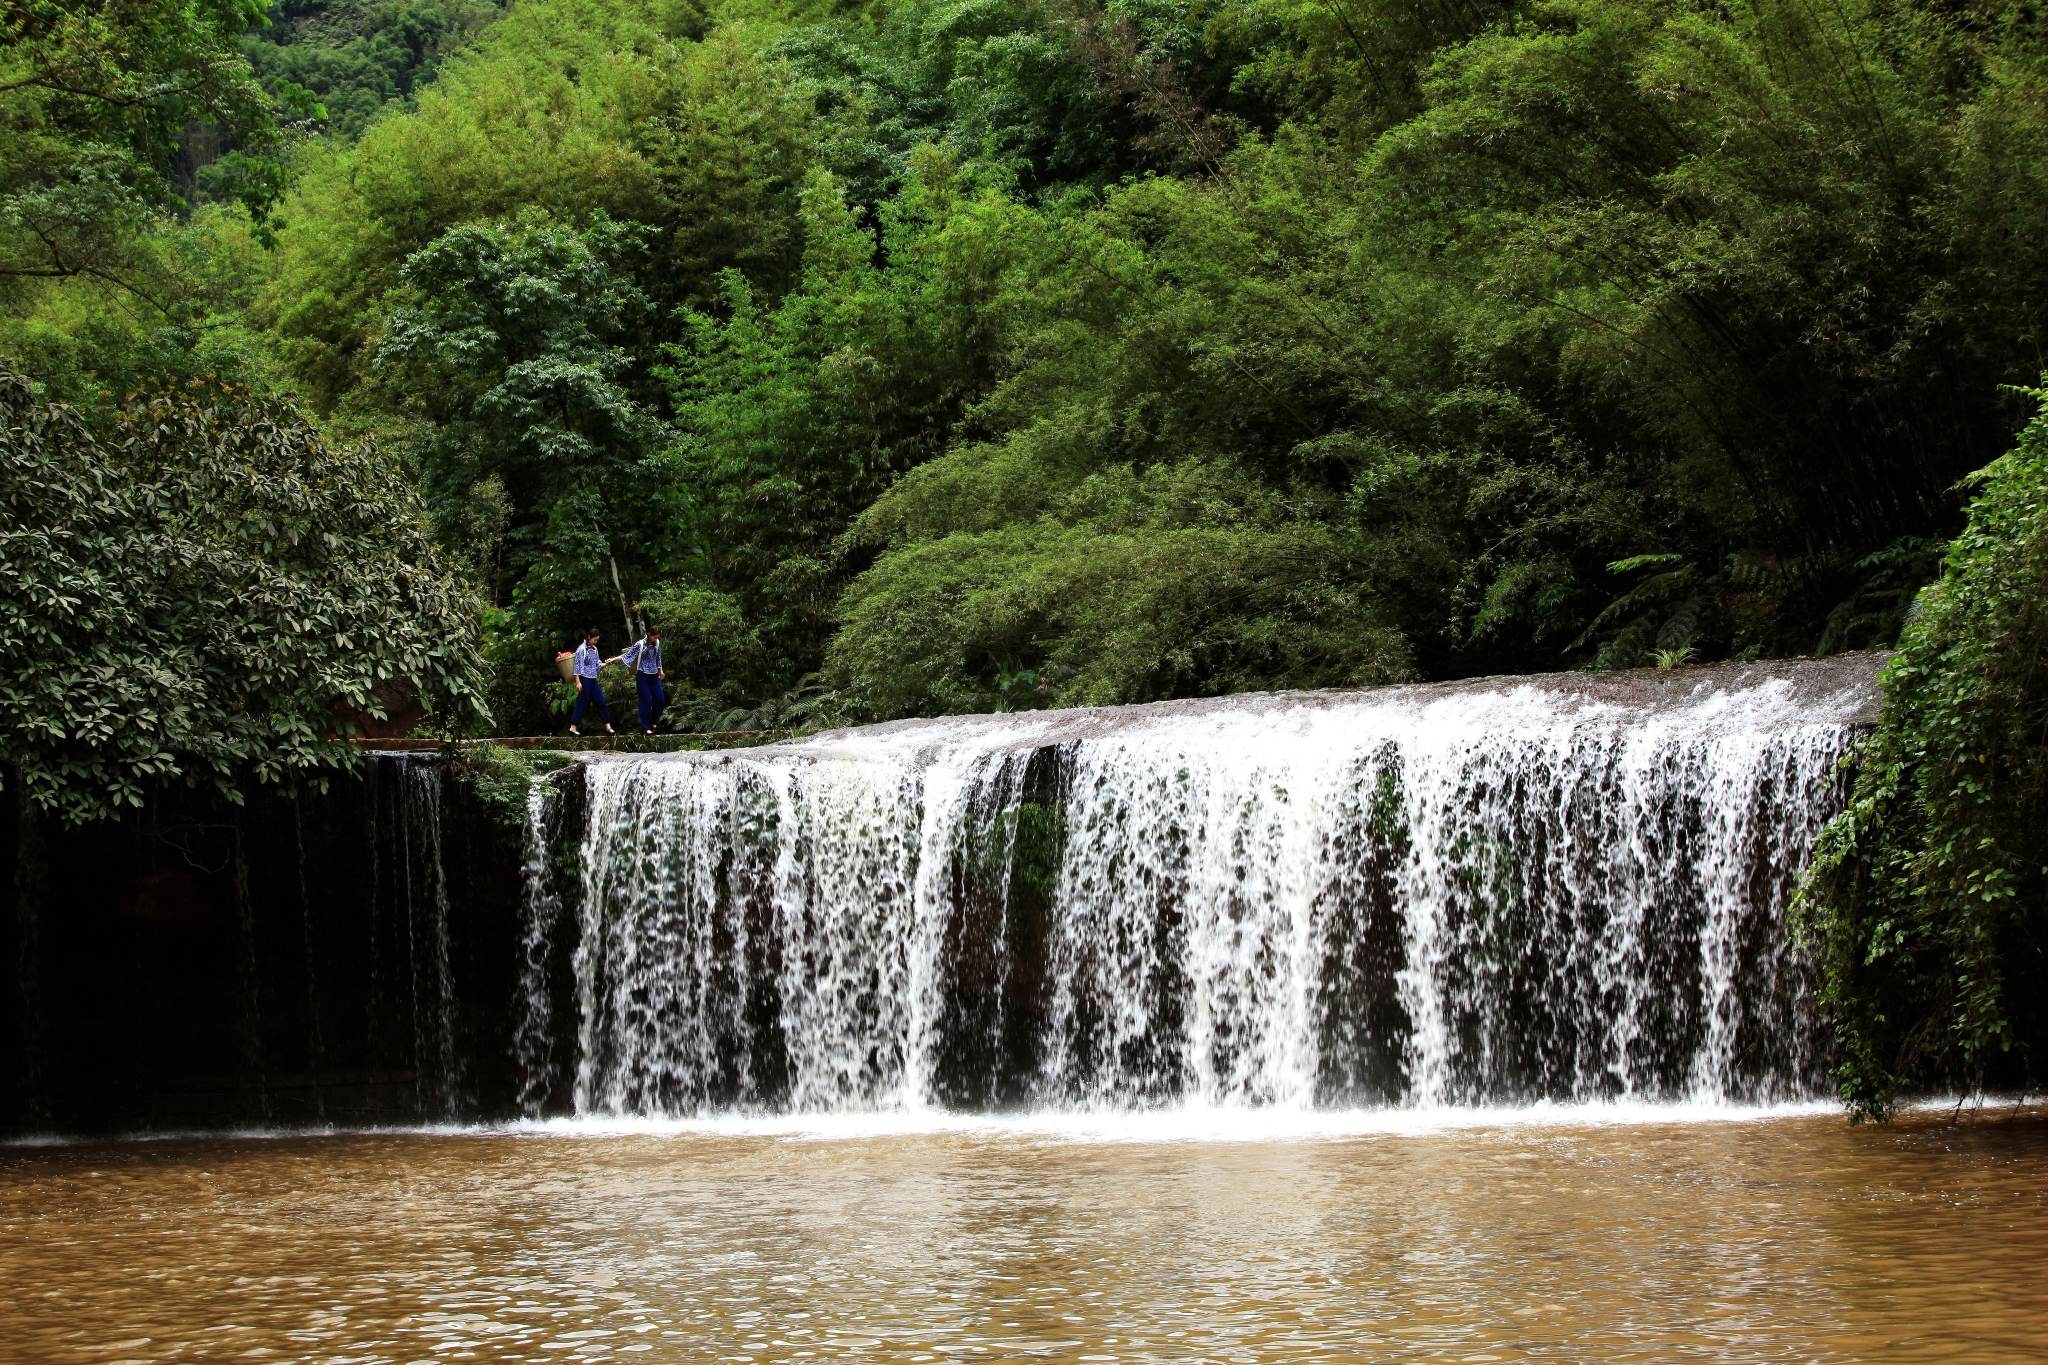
[833,511,1411,716]
[244,0,503,139]
[635,583,761,693]
[652,159,1015,706]
[1006,798,1066,902]
[956,795,1067,902]
[22,0,2048,755]
[0,366,486,824]
[1799,390,2048,1118]
[0,207,278,404]
[1366,0,2048,547]
[1,0,284,308]
[449,741,570,830]
[372,211,658,573]
[0,0,295,405]
[246,0,822,730]
[366,210,667,729]
[824,0,2048,702]
[699,673,848,735]
[774,0,1177,201]
[257,0,757,406]
[826,132,1600,700]
[1573,555,1704,668]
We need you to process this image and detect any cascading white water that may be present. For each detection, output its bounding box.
[516,776,567,1117]
[398,760,462,1119]
[569,740,1037,1114]
[550,658,1876,1117]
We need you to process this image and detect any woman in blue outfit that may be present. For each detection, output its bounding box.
[567,627,617,735]
[619,625,669,734]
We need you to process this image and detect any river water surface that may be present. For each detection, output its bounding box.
[4,1105,2046,1364]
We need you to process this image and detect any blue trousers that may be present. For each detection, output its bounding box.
[636,672,669,732]
[570,675,611,728]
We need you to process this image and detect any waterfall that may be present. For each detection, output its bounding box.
[230,832,272,1121]
[292,803,326,1121]
[516,775,566,1117]
[363,769,388,1081]
[544,658,1875,1116]
[396,759,462,1120]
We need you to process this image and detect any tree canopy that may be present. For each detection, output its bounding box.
[4,0,2048,873]
[1,0,288,309]
[0,367,484,823]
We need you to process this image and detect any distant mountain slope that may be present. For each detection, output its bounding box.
[246,0,505,138]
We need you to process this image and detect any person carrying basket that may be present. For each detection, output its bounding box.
[563,627,617,735]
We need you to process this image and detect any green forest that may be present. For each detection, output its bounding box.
[4,0,2046,1110]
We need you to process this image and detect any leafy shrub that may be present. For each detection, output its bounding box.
[1800,390,2048,1118]
[450,743,573,831]
[0,367,486,823]
[832,511,1412,718]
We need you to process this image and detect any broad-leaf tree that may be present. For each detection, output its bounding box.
[0,366,486,824]
[1,0,285,309]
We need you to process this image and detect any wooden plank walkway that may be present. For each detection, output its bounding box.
[353,730,793,753]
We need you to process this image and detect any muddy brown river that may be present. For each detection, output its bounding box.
[2,1105,2044,1364]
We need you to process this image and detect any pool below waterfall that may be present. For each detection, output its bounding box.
[4,1104,2045,1363]
[8,652,2047,1361]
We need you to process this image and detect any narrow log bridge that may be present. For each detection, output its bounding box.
[354,730,794,754]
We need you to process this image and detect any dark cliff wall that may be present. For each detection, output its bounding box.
[0,757,560,1137]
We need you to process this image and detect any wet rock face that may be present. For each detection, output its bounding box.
[4,751,541,1135]
[552,655,1879,1116]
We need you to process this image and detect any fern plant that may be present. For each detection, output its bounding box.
[709,673,849,735]
[1575,553,1705,669]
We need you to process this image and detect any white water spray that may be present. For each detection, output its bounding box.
[546,659,1874,1117]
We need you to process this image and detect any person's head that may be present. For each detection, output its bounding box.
[585,627,600,644]
[646,626,660,641]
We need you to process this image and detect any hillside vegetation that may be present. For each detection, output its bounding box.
[14,0,2048,729]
